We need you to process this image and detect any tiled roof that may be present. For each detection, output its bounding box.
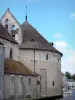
[19,21,62,56]
[4,58,37,76]
[0,23,17,44]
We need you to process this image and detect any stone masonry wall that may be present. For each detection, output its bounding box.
[0,46,5,100]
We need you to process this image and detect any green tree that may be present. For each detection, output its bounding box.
[72,74,75,80]
[65,72,72,79]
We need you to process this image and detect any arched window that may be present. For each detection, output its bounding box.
[12,25,16,30]
[12,25,16,37]
[45,53,48,60]
[5,19,9,29]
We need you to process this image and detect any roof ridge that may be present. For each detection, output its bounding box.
[0,8,20,26]
[20,21,63,56]
[21,21,50,44]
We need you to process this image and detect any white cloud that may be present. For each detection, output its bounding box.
[54,41,68,52]
[62,51,75,74]
[53,33,62,39]
[70,13,75,19]
[53,34,75,74]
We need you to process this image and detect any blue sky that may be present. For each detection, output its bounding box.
[0,0,75,74]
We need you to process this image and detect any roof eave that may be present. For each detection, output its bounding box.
[0,36,18,44]
[19,47,63,57]
[4,72,38,76]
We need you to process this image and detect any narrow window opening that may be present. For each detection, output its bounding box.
[11,75,15,95]
[37,80,40,85]
[5,19,8,29]
[28,77,31,85]
[20,76,24,94]
[12,25,16,37]
[20,76,23,85]
[10,48,12,58]
[53,81,55,86]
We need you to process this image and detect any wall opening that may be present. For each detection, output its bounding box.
[5,19,9,30]
[52,81,55,86]
[10,48,12,58]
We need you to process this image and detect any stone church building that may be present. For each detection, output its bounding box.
[0,8,63,100]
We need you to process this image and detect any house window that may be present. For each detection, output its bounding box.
[72,85,74,88]
[45,53,48,60]
[10,48,12,58]
[5,19,9,29]
[28,77,31,85]
[52,81,55,86]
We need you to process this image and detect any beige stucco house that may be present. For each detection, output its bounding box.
[0,8,63,99]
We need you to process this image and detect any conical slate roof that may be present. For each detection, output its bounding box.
[19,21,62,56]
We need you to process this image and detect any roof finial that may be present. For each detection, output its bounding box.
[7,8,10,11]
[25,6,27,21]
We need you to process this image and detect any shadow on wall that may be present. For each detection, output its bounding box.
[4,95,63,100]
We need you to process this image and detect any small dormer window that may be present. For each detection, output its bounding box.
[30,39,35,42]
[5,19,8,29]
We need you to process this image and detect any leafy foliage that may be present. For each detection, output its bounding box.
[65,72,75,81]
[65,72,72,79]
[72,74,75,80]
